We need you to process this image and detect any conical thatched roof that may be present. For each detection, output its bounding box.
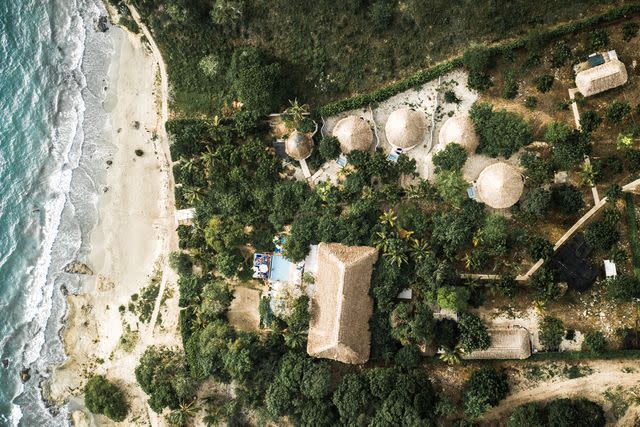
[463,327,531,360]
[332,115,373,154]
[285,131,314,160]
[437,115,479,154]
[476,162,524,209]
[576,59,628,97]
[307,243,378,364]
[385,108,427,150]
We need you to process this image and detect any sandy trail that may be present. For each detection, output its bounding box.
[483,360,640,424]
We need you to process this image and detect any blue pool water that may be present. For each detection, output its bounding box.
[269,255,294,282]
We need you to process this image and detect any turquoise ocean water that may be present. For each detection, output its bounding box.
[0,0,115,425]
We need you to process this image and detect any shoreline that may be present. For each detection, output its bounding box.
[44,7,179,425]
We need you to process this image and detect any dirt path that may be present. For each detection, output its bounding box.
[125,2,174,348]
[126,5,178,426]
[483,360,640,423]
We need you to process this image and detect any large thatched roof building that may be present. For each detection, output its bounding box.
[384,108,427,150]
[476,162,524,209]
[463,327,531,360]
[576,59,628,97]
[285,131,314,160]
[307,243,378,364]
[332,115,373,154]
[437,115,479,154]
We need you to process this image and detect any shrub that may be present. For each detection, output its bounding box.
[584,217,620,252]
[470,102,532,158]
[605,275,640,302]
[502,69,518,99]
[551,40,572,67]
[623,22,640,41]
[444,90,460,104]
[394,344,421,370]
[509,399,605,427]
[318,136,341,161]
[84,375,129,422]
[368,0,395,31]
[463,367,509,418]
[229,47,287,115]
[530,267,561,302]
[520,188,551,220]
[463,45,494,91]
[605,101,631,124]
[435,319,460,350]
[435,170,468,208]
[534,74,554,93]
[580,110,602,134]
[524,96,538,110]
[528,236,553,260]
[544,121,571,144]
[437,286,470,313]
[539,316,564,351]
[552,131,591,171]
[605,184,623,201]
[547,398,605,427]
[432,143,468,172]
[458,312,490,353]
[583,331,606,354]
[551,184,584,216]
[520,151,553,186]
[587,29,609,52]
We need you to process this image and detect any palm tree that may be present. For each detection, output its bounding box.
[202,395,225,427]
[409,238,430,262]
[166,400,200,426]
[183,186,205,205]
[384,237,409,267]
[199,147,215,179]
[179,156,198,175]
[439,349,461,365]
[282,99,308,130]
[379,210,397,228]
[373,229,392,253]
[284,327,307,349]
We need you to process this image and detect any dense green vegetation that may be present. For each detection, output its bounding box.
[507,398,605,427]
[127,0,628,116]
[84,375,129,422]
[120,0,640,424]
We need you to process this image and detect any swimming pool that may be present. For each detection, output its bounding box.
[269,255,293,282]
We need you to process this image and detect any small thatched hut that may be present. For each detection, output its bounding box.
[332,115,373,153]
[575,59,628,97]
[285,131,314,160]
[463,327,531,360]
[384,108,427,150]
[307,243,378,364]
[476,162,524,209]
[437,115,479,154]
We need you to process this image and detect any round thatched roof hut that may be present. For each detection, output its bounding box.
[437,115,479,154]
[332,115,373,154]
[476,162,524,209]
[285,131,314,161]
[384,108,427,150]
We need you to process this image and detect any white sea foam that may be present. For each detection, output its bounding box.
[4,0,116,425]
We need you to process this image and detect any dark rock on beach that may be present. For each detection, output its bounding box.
[96,16,109,32]
[63,261,93,275]
[20,368,30,382]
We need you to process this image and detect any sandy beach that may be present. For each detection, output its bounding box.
[43,13,180,426]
